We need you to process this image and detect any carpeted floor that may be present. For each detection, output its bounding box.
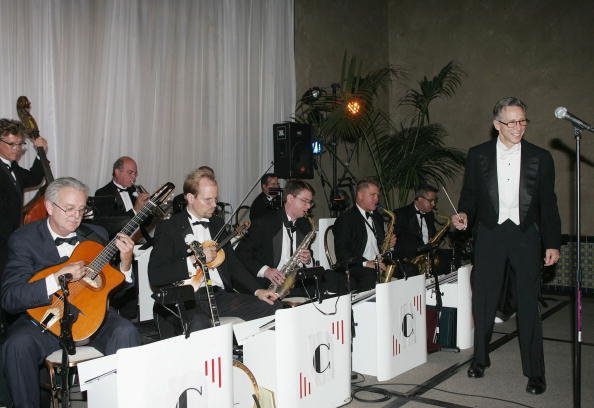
[1,293,590,407]
[345,294,593,408]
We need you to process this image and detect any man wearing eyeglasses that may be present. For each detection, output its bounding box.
[452,97,561,395]
[236,179,320,294]
[0,119,48,282]
[394,184,439,261]
[1,177,140,407]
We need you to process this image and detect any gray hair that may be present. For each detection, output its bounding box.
[45,177,89,202]
[492,97,527,119]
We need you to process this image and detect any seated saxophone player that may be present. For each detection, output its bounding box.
[0,177,140,408]
[333,178,396,292]
[394,183,453,276]
[148,168,282,332]
[236,179,339,297]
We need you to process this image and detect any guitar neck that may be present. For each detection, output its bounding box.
[87,200,156,276]
[202,269,221,327]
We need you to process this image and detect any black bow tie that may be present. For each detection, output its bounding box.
[365,211,374,219]
[283,219,296,233]
[192,220,210,228]
[416,210,427,219]
[1,161,16,172]
[55,236,79,246]
[117,186,136,194]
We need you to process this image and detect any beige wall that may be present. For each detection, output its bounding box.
[295,0,390,217]
[387,0,594,234]
[295,0,594,233]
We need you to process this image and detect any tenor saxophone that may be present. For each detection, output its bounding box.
[268,215,317,299]
[378,206,397,283]
[411,211,451,277]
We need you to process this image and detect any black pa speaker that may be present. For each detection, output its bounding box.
[273,122,314,179]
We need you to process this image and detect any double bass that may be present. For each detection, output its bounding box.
[16,96,54,224]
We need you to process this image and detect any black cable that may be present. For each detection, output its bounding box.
[352,382,538,408]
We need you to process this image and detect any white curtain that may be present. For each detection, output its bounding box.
[0,0,295,208]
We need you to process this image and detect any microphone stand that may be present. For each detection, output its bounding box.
[213,162,274,242]
[572,126,583,408]
[58,275,76,408]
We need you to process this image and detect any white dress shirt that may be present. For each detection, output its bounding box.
[496,138,521,225]
[357,204,380,264]
[415,204,430,244]
[113,181,136,212]
[186,212,225,289]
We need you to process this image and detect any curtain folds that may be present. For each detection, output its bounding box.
[0,0,295,207]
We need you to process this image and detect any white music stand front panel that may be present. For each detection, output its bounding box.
[275,296,351,408]
[117,325,233,407]
[353,275,427,381]
[310,217,336,270]
[242,296,351,408]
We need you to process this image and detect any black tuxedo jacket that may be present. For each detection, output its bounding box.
[0,220,107,315]
[333,206,386,266]
[0,158,44,275]
[458,139,561,249]
[235,209,312,279]
[249,192,272,220]
[93,181,150,239]
[148,211,261,294]
[94,181,137,217]
[394,203,436,259]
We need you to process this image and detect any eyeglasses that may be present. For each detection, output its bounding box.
[51,201,88,217]
[419,196,438,205]
[496,119,530,128]
[0,139,27,149]
[295,196,314,206]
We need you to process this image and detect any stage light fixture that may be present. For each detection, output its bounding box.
[302,87,322,104]
[346,98,362,116]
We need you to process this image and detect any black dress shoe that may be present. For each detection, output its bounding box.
[526,376,546,394]
[467,361,486,378]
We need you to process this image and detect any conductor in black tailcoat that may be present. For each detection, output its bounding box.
[453,97,561,395]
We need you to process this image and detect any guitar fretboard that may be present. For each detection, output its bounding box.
[86,200,157,278]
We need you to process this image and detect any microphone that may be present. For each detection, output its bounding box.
[61,273,73,282]
[216,201,231,207]
[554,107,594,132]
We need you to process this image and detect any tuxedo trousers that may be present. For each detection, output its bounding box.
[472,220,544,377]
[1,310,139,408]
